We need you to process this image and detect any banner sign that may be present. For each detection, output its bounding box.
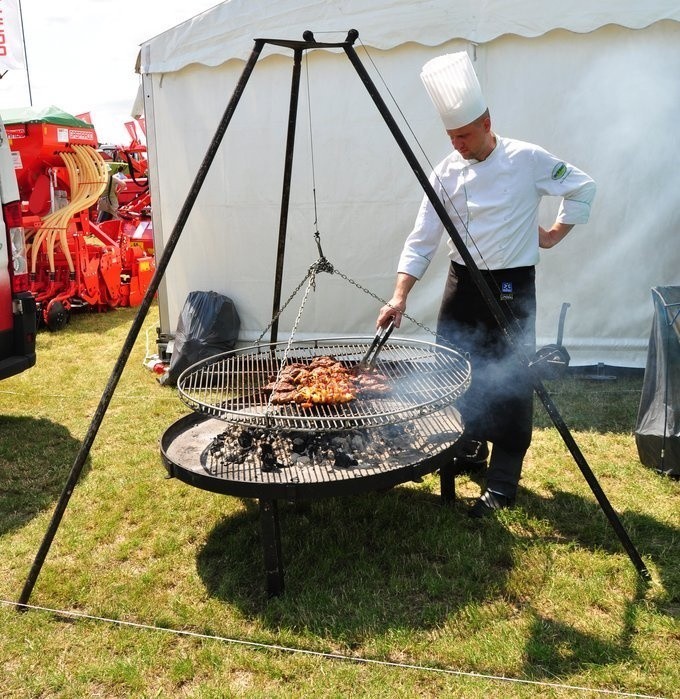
[0,0,26,70]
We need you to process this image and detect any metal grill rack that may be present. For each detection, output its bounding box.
[177,337,471,432]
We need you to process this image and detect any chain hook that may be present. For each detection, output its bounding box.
[313,227,325,259]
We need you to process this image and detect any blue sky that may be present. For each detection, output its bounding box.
[0,0,220,143]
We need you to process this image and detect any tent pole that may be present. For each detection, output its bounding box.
[16,40,266,611]
[270,48,304,345]
[343,39,650,581]
[17,0,33,106]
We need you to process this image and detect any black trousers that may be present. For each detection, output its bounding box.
[437,262,536,496]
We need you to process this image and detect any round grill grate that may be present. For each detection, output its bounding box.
[177,336,471,432]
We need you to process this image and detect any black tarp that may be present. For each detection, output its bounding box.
[161,290,240,387]
[635,286,680,477]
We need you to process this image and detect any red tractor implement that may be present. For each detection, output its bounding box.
[3,107,155,330]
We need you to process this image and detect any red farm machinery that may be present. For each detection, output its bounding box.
[3,107,155,330]
[99,119,153,258]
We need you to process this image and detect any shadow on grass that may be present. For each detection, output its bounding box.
[513,484,680,680]
[197,485,515,630]
[0,415,87,537]
[39,305,140,337]
[195,479,678,680]
[521,577,649,680]
[523,485,680,603]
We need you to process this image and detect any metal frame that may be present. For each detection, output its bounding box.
[160,412,462,501]
[17,30,648,610]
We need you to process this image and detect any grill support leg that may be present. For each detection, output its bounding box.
[439,464,456,504]
[259,499,284,596]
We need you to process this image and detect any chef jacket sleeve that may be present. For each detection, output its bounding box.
[533,147,596,225]
[397,172,446,279]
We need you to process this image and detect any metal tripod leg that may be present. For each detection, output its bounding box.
[16,40,267,610]
[439,464,456,505]
[259,499,284,596]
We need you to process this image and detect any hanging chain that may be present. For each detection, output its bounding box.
[255,257,331,344]
[331,265,439,338]
[259,258,335,415]
[258,260,449,346]
[285,258,334,346]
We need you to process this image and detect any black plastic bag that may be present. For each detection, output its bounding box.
[635,286,680,477]
[162,290,240,387]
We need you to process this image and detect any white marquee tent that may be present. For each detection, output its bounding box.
[139,0,680,367]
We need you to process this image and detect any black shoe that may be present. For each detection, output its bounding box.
[468,490,515,518]
[451,438,489,476]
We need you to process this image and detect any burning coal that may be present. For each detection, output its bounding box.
[206,423,429,474]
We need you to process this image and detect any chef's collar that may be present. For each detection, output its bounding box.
[466,134,498,164]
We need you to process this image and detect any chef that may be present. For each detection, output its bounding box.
[376,51,596,517]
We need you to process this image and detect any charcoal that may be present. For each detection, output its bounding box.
[238,430,254,449]
[205,419,428,474]
[334,449,358,469]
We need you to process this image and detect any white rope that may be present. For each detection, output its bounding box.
[0,599,667,699]
[142,320,161,365]
[0,388,179,402]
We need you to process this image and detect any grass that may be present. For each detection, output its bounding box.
[0,302,678,698]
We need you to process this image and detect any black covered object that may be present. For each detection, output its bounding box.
[162,291,240,387]
[635,286,680,477]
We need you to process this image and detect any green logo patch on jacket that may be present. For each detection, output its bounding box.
[551,162,568,181]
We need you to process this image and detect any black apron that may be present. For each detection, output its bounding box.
[437,262,536,455]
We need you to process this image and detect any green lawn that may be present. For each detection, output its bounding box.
[0,303,678,698]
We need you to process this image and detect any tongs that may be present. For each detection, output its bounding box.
[358,319,395,370]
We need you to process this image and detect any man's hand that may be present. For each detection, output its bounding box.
[377,299,406,329]
[376,273,417,329]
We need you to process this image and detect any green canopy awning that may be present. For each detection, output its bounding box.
[0,105,93,128]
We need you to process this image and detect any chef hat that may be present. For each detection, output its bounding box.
[420,52,487,130]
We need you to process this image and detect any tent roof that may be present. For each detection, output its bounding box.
[0,105,94,128]
[140,0,680,75]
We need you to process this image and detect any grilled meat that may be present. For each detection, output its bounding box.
[265,355,390,408]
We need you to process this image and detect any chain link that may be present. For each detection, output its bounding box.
[256,258,461,355]
[258,258,336,416]
[330,265,438,338]
[256,258,331,343]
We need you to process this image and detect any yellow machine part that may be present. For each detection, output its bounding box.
[30,145,108,275]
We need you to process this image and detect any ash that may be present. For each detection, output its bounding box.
[207,422,429,474]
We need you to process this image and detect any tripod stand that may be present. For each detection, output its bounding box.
[17,29,649,610]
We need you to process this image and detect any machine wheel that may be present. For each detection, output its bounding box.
[46,301,70,332]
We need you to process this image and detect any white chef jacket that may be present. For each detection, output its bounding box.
[397,135,596,278]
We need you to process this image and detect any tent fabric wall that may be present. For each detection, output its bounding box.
[140,0,680,73]
[139,2,680,367]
